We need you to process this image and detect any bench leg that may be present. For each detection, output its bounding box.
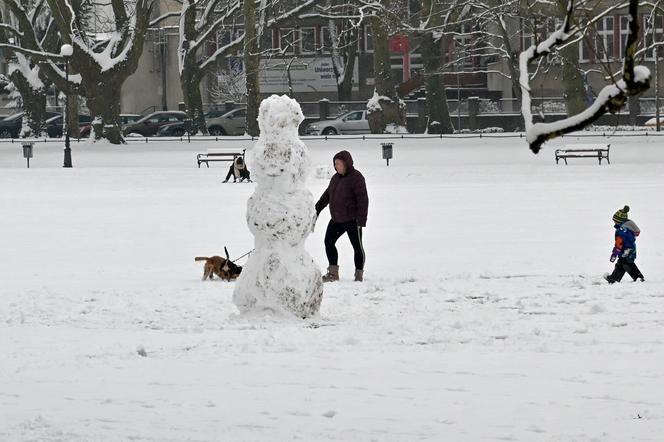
[555,157,559,164]
[564,158,568,165]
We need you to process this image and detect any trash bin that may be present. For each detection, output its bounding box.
[22,142,33,168]
[381,142,393,166]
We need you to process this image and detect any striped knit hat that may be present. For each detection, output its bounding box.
[612,205,630,224]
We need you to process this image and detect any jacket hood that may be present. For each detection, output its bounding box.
[333,150,354,172]
[622,219,641,236]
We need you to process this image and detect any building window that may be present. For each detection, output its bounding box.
[619,15,631,56]
[455,24,473,68]
[316,26,329,51]
[279,28,295,54]
[217,30,232,49]
[543,17,563,39]
[579,35,592,63]
[364,25,373,52]
[596,16,615,61]
[644,14,664,60]
[521,18,534,51]
[235,30,244,55]
[299,27,316,54]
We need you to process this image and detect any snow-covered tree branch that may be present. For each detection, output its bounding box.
[520,0,651,153]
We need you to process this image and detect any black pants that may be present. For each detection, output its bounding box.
[324,220,365,270]
[609,257,644,282]
[225,166,250,182]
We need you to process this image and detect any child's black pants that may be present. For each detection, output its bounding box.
[609,257,644,282]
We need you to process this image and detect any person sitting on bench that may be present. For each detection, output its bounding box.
[223,157,251,183]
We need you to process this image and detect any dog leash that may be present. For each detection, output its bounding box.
[232,249,254,263]
[231,214,317,263]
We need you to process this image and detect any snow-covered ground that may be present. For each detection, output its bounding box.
[1,134,663,441]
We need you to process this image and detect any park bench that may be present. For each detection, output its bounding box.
[555,144,610,165]
[197,148,245,168]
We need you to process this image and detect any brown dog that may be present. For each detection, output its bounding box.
[195,248,242,281]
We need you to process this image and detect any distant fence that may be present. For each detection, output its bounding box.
[3,130,664,147]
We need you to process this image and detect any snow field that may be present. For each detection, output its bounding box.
[1,134,663,441]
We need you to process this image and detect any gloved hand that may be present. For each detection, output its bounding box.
[622,248,632,258]
[610,254,617,263]
[311,212,319,233]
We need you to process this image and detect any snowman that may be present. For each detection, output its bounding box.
[233,95,323,318]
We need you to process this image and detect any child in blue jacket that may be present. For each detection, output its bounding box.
[604,205,645,283]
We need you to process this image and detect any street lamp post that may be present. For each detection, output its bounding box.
[456,68,461,132]
[655,11,661,132]
[61,44,73,168]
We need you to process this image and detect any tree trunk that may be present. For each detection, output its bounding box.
[337,55,356,101]
[334,26,358,102]
[9,71,47,137]
[493,11,522,105]
[86,78,123,144]
[368,10,406,133]
[179,1,208,135]
[181,67,207,134]
[244,0,261,137]
[557,1,586,116]
[420,0,454,134]
[66,93,80,138]
[560,43,587,116]
[420,32,454,133]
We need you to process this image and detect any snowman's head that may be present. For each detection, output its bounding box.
[258,95,304,139]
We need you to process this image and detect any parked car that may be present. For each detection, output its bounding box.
[304,110,370,135]
[206,108,246,136]
[79,114,141,138]
[45,114,92,138]
[204,109,228,119]
[644,117,664,128]
[157,121,190,137]
[155,108,247,137]
[0,111,61,138]
[123,111,186,137]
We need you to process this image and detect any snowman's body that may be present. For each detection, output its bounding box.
[233,95,323,318]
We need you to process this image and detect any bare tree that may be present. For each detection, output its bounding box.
[520,0,650,153]
[0,4,56,137]
[366,0,407,133]
[0,0,177,143]
[209,63,246,104]
[312,0,360,101]
[178,0,243,134]
[242,0,317,137]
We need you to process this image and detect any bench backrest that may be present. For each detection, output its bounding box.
[207,147,246,155]
[560,143,610,151]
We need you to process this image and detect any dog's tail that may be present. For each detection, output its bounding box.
[194,257,209,262]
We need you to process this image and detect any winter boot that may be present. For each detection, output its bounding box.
[354,269,364,282]
[603,273,616,284]
[322,265,339,282]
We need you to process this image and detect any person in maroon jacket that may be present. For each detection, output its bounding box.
[315,150,369,282]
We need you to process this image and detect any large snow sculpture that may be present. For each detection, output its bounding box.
[233,95,323,318]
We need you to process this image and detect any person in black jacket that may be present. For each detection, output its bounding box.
[223,157,251,183]
[315,150,368,282]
